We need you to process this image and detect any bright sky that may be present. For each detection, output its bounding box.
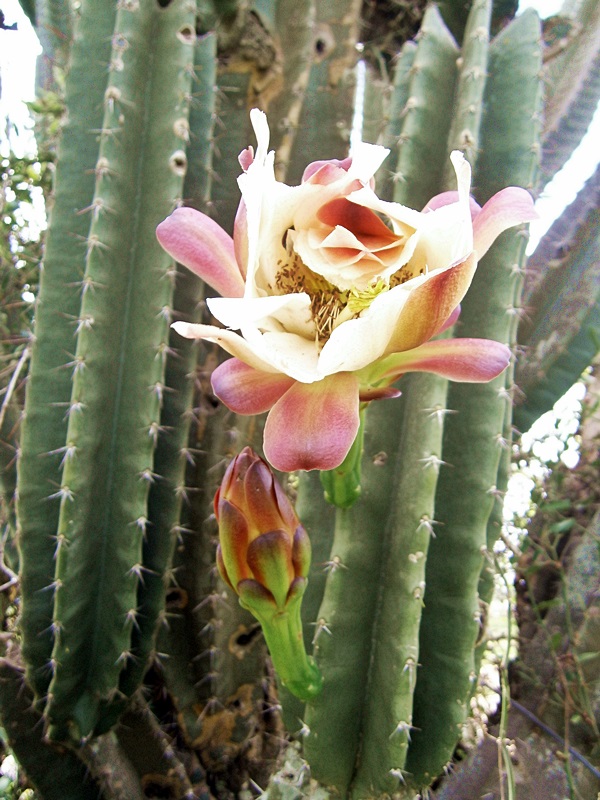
[0,0,40,156]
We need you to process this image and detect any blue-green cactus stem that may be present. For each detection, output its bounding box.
[390,5,458,209]
[361,66,389,154]
[443,0,491,184]
[35,0,74,93]
[17,0,117,703]
[376,41,416,202]
[406,10,542,786]
[16,0,36,26]
[182,31,218,210]
[514,165,600,433]
[0,658,102,799]
[302,398,406,794]
[211,71,255,235]
[45,0,196,743]
[350,371,449,798]
[320,407,365,509]
[115,700,202,798]
[116,28,218,707]
[541,0,600,186]
[0,397,21,571]
[285,0,361,185]
[97,30,217,736]
[475,397,512,673]
[268,0,316,180]
[211,1,277,232]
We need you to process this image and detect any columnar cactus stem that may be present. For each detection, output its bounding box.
[390,5,457,208]
[17,0,117,703]
[442,0,491,184]
[0,398,20,571]
[350,371,449,798]
[406,10,542,786]
[376,41,416,202]
[0,658,102,799]
[269,0,316,181]
[34,0,74,93]
[303,399,406,793]
[116,26,218,709]
[285,0,362,185]
[45,0,197,743]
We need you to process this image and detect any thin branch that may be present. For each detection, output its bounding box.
[0,344,29,431]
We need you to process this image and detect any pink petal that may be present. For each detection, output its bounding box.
[473,187,537,258]
[436,304,461,334]
[378,338,511,383]
[218,499,252,588]
[212,358,295,414]
[233,200,248,279]
[263,373,361,472]
[239,145,254,171]
[156,207,245,298]
[318,197,400,240]
[302,157,353,184]
[423,191,481,217]
[385,253,478,354]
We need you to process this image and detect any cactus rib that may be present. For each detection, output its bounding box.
[17,0,117,702]
[45,0,196,743]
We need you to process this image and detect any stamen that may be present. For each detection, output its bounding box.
[275,250,348,345]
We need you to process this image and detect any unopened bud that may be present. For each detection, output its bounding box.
[215,448,321,701]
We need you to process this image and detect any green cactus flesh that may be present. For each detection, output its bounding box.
[44,0,196,743]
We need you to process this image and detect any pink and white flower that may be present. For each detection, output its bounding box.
[157,109,536,472]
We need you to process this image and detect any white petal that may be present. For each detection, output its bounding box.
[449,150,472,208]
[412,201,473,272]
[256,330,321,382]
[317,282,417,375]
[207,294,315,339]
[171,321,280,374]
[346,187,423,232]
[250,108,270,161]
[348,141,390,183]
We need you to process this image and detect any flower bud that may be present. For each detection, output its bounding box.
[215,447,311,610]
[214,447,321,701]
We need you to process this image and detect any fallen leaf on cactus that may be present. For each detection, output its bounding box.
[157,109,537,472]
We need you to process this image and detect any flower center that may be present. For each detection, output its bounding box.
[275,252,349,343]
[274,231,417,346]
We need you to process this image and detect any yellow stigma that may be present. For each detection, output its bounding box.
[346,279,390,314]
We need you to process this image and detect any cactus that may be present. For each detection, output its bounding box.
[2,0,599,796]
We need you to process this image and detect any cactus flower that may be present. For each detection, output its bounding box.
[157,109,537,472]
[215,447,322,700]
